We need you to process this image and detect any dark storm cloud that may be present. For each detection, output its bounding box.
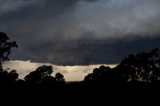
[1,0,160,65]
[10,37,160,65]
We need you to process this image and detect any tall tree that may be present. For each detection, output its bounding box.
[118,48,160,82]
[0,32,18,83]
[0,32,18,65]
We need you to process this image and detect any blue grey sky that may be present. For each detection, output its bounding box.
[1,0,160,65]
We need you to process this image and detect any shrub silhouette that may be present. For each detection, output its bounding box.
[55,73,65,84]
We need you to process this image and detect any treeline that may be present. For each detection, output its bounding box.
[0,32,160,105]
[84,48,160,87]
[0,32,65,86]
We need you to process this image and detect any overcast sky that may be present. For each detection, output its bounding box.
[1,0,160,65]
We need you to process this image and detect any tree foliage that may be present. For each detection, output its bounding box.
[118,48,160,82]
[0,32,18,65]
[55,73,65,83]
[0,32,18,83]
[84,48,160,85]
[24,65,65,85]
[24,65,53,84]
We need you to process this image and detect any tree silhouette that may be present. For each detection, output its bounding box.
[0,32,18,83]
[0,32,18,65]
[55,73,65,83]
[118,48,160,83]
[24,65,53,84]
[43,76,56,84]
[0,69,19,84]
[84,48,160,88]
[8,70,19,81]
[84,66,113,83]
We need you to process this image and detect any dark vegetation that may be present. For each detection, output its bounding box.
[0,32,160,105]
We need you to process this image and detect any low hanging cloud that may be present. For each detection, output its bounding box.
[0,0,45,15]
[1,0,160,40]
[3,60,116,81]
[0,0,160,65]
[73,0,160,39]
